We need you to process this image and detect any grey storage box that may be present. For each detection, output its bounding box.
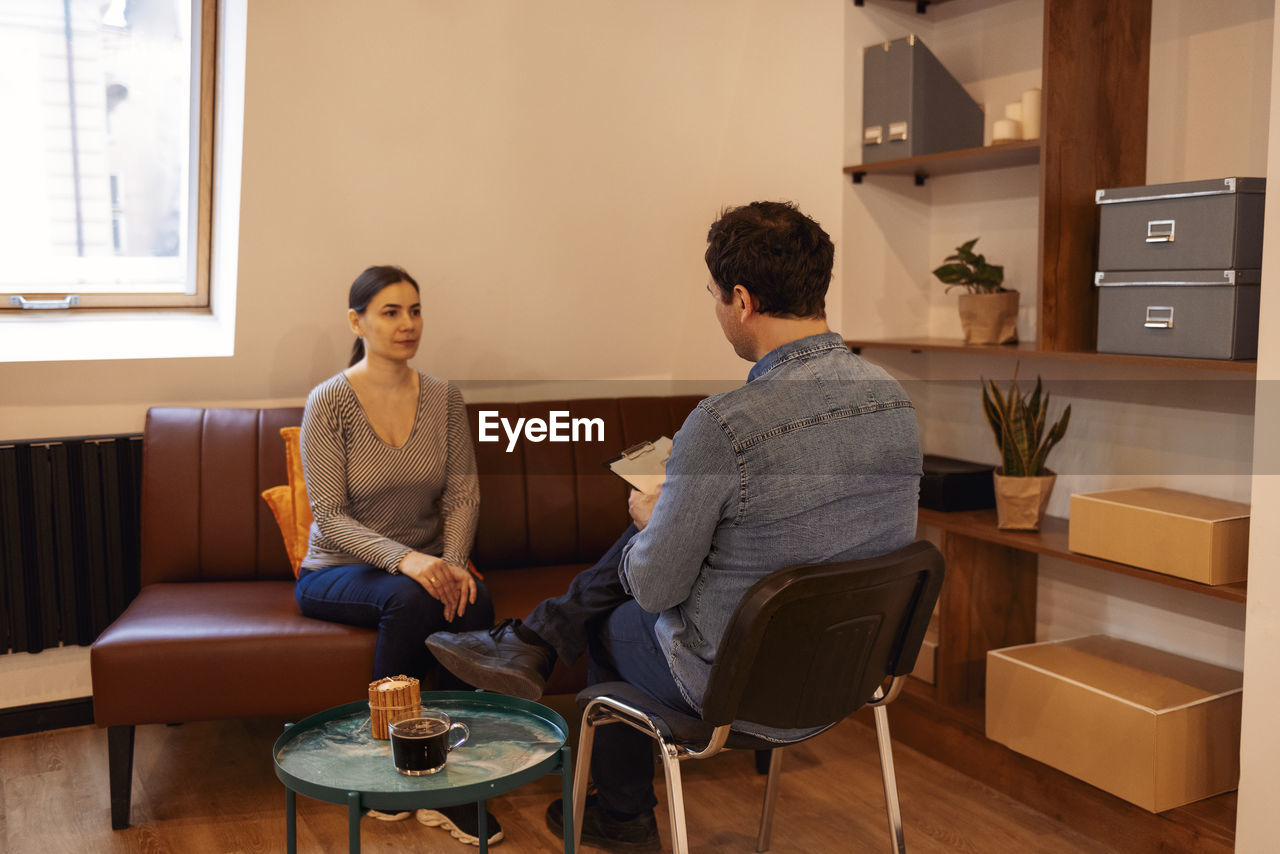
[861,35,983,165]
[1096,178,1265,271]
[1094,269,1261,360]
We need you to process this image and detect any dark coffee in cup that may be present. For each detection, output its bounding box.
[388,711,469,775]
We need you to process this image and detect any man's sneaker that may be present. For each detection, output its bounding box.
[545,796,660,852]
[364,809,411,821]
[427,618,555,700]
[417,803,504,847]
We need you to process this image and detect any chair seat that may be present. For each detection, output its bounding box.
[91,581,376,726]
[576,681,791,752]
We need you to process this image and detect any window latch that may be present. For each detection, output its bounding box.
[9,295,81,310]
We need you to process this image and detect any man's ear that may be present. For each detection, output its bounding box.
[733,285,758,320]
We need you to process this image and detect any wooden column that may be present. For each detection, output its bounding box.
[935,532,1037,705]
[1038,0,1151,351]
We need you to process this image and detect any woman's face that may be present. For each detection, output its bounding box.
[350,281,422,363]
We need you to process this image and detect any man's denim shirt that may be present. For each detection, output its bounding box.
[619,332,922,739]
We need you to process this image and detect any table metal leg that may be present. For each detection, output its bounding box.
[559,744,575,854]
[478,800,488,854]
[285,788,296,854]
[347,791,361,854]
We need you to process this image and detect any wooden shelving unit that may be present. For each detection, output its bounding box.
[919,507,1248,603]
[845,0,1152,356]
[846,336,1259,373]
[844,140,1039,184]
[845,3,1245,849]
[854,678,1237,854]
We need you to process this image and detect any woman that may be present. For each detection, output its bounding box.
[295,264,501,846]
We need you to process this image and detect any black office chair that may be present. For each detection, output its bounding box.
[572,540,944,853]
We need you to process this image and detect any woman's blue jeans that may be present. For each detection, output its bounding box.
[296,564,494,681]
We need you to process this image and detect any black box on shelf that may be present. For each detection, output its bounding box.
[1094,269,1261,360]
[919,454,996,512]
[861,35,983,165]
[1096,177,1265,272]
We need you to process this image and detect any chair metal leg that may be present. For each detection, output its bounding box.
[658,740,690,854]
[571,713,598,852]
[755,746,784,852]
[873,704,906,854]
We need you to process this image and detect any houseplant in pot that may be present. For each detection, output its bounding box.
[982,373,1071,531]
[933,238,1018,344]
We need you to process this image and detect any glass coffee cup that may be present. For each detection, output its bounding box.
[387,710,469,776]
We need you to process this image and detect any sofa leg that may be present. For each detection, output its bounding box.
[108,725,135,829]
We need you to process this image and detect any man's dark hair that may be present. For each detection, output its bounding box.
[704,201,833,318]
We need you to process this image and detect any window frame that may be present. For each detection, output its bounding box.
[2,0,218,312]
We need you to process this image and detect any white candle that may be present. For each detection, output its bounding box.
[1021,88,1042,139]
[993,118,1021,143]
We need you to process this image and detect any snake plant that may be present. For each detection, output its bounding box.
[982,374,1070,477]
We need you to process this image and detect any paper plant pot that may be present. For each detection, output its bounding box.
[958,290,1019,345]
[993,469,1056,531]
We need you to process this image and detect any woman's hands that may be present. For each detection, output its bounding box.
[398,552,477,622]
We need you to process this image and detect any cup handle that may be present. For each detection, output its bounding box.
[448,721,469,751]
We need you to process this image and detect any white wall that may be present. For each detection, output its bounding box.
[0,0,843,442]
[0,0,844,705]
[841,0,1271,673]
[1234,4,1280,845]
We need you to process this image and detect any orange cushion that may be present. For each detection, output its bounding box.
[261,427,313,578]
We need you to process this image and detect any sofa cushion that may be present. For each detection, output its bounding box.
[91,581,376,726]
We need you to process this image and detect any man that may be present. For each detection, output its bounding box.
[428,201,921,851]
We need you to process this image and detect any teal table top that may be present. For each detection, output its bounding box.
[273,691,569,809]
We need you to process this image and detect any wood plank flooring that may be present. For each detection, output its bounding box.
[1,709,1114,853]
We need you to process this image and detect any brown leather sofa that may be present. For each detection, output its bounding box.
[90,395,701,829]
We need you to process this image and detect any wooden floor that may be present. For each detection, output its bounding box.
[0,710,1115,854]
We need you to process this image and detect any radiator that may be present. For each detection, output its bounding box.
[0,436,142,654]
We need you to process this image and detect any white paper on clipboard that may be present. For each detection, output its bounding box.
[605,436,673,495]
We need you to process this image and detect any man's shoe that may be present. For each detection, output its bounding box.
[364,809,411,821]
[427,618,554,700]
[545,796,660,852]
[417,803,504,847]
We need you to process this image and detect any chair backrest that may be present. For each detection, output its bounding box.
[700,540,944,730]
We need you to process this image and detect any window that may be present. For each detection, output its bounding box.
[0,0,216,311]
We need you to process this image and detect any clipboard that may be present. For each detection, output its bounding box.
[603,436,672,495]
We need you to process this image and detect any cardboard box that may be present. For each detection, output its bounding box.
[1068,488,1250,585]
[987,636,1242,813]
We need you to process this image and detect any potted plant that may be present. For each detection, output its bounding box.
[982,373,1071,531]
[933,238,1019,345]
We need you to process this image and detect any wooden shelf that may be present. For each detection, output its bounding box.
[853,678,1237,853]
[847,337,1259,373]
[844,140,1040,184]
[919,507,1248,603]
[852,0,961,14]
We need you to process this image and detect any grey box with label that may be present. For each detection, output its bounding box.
[1096,178,1265,271]
[1094,269,1261,360]
[861,35,983,165]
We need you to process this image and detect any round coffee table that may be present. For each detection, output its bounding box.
[273,690,574,853]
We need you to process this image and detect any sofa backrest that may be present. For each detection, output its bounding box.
[141,407,305,585]
[468,397,702,569]
[140,396,702,585]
